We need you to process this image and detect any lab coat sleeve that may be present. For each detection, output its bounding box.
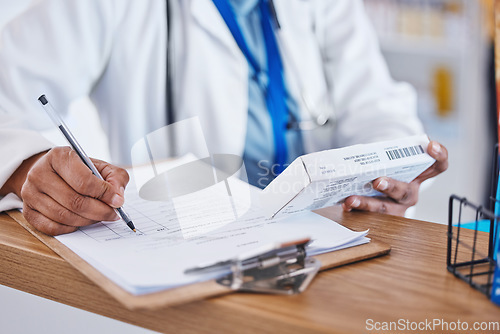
[314,0,425,147]
[0,0,118,211]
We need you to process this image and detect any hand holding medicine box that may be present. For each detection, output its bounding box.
[261,135,435,218]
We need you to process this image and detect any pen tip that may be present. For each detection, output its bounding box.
[126,219,136,232]
[133,229,137,233]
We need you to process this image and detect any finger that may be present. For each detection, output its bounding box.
[427,140,448,162]
[342,195,406,216]
[23,204,77,236]
[373,177,418,205]
[23,166,119,222]
[49,147,124,208]
[342,196,361,212]
[24,190,99,227]
[91,158,130,191]
[414,141,448,184]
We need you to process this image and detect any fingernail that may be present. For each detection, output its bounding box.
[351,198,360,208]
[431,142,441,155]
[113,212,120,221]
[377,179,389,191]
[111,194,124,208]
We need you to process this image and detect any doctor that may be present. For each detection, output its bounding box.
[0,0,447,236]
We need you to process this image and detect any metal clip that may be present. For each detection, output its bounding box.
[186,238,320,294]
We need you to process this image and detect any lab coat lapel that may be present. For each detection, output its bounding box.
[190,0,240,55]
[272,0,335,153]
[180,0,249,157]
[272,0,329,112]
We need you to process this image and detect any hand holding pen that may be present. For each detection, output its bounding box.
[38,95,135,233]
[3,95,134,236]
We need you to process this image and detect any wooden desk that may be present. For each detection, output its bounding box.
[1,208,499,333]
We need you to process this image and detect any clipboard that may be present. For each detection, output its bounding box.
[7,210,391,310]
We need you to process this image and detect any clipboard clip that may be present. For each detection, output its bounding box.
[185,238,321,294]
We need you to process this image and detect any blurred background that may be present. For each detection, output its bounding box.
[0,0,496,333]
[364,0,495,224]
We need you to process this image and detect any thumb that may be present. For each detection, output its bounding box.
[414,141,448,184]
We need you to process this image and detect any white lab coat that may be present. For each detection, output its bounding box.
[0,0,423,211]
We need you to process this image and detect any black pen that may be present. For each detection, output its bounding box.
[38,95,136,232]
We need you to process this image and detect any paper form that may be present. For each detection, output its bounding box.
[56,159,368,295]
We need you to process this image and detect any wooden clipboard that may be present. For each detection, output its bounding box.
[7,210,391,311]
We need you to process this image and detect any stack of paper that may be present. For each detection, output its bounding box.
[56,160,368,295]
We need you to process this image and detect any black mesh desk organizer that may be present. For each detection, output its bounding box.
[447,146,499,299]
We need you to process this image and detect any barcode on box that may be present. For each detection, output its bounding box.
[385,145,425,160]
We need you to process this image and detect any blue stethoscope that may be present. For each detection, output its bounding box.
[165,0,336,131]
